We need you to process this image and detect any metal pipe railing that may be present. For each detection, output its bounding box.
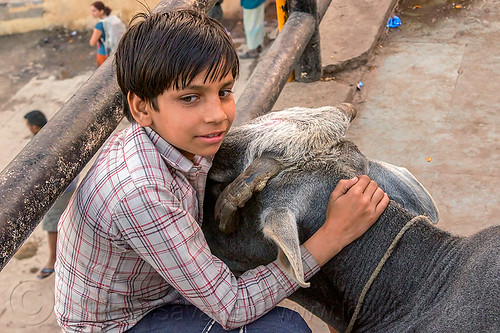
[0,0,329,271]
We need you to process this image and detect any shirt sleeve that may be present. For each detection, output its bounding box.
[95,21,104,35]
[114,184,320,329]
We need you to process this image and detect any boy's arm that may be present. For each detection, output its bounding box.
[304,175,388,266]
[115,185,317,330]
[115,175,386,330]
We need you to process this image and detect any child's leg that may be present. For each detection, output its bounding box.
[127,304,311,332]
[241,306,312,333]
[127,304,212,332]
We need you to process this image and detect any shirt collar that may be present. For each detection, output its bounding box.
[142,125,213,173]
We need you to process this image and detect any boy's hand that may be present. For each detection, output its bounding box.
[304,175,389,266]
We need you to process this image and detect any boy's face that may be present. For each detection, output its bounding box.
[130,69,236,161]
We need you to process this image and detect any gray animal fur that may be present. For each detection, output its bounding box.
[202,104,500,332]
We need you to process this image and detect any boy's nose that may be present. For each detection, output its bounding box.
[204,97,228,123]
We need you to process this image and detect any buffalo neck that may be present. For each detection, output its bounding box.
[321,201,464,330]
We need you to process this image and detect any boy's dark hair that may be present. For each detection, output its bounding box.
[115,9,240,122]
[24,110,47,128]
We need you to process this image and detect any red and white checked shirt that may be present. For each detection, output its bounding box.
[55,123,319,332]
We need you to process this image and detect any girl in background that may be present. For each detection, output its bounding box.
[89,1,110,67]
[89,1,125,67]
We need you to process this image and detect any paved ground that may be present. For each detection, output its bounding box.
[0,0,498,331]
[350,0,500,236]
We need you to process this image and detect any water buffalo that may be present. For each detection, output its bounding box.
[202,104,499,332]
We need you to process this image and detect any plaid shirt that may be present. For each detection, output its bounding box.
[55,123,319,332]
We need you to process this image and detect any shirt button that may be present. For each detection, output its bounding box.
[191,165,201,171]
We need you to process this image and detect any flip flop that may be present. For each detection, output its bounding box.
[37,267,55,279]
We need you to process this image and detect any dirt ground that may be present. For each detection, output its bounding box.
[0,28,96,109]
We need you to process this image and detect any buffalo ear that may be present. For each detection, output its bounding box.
[262,208,310,288]
[367,160,440,224]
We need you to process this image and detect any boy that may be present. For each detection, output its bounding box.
[55,9,388,332]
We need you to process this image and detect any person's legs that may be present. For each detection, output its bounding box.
[127,304,311,333]
[127,304,216,332]
[37,232,57,279]
[37,231,57,278]
[240,306,311,333]
[47,231,57,265]
[38,191,72,279]
[242,4,265,58]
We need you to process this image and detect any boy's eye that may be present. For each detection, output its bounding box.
[180,95,198,103]
[219,89,233,98]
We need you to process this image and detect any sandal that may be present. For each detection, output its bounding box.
[37,267,55,279]
[240,50,259,59]
[240,46,262,59]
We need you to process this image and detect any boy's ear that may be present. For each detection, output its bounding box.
[127,92,152,127]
